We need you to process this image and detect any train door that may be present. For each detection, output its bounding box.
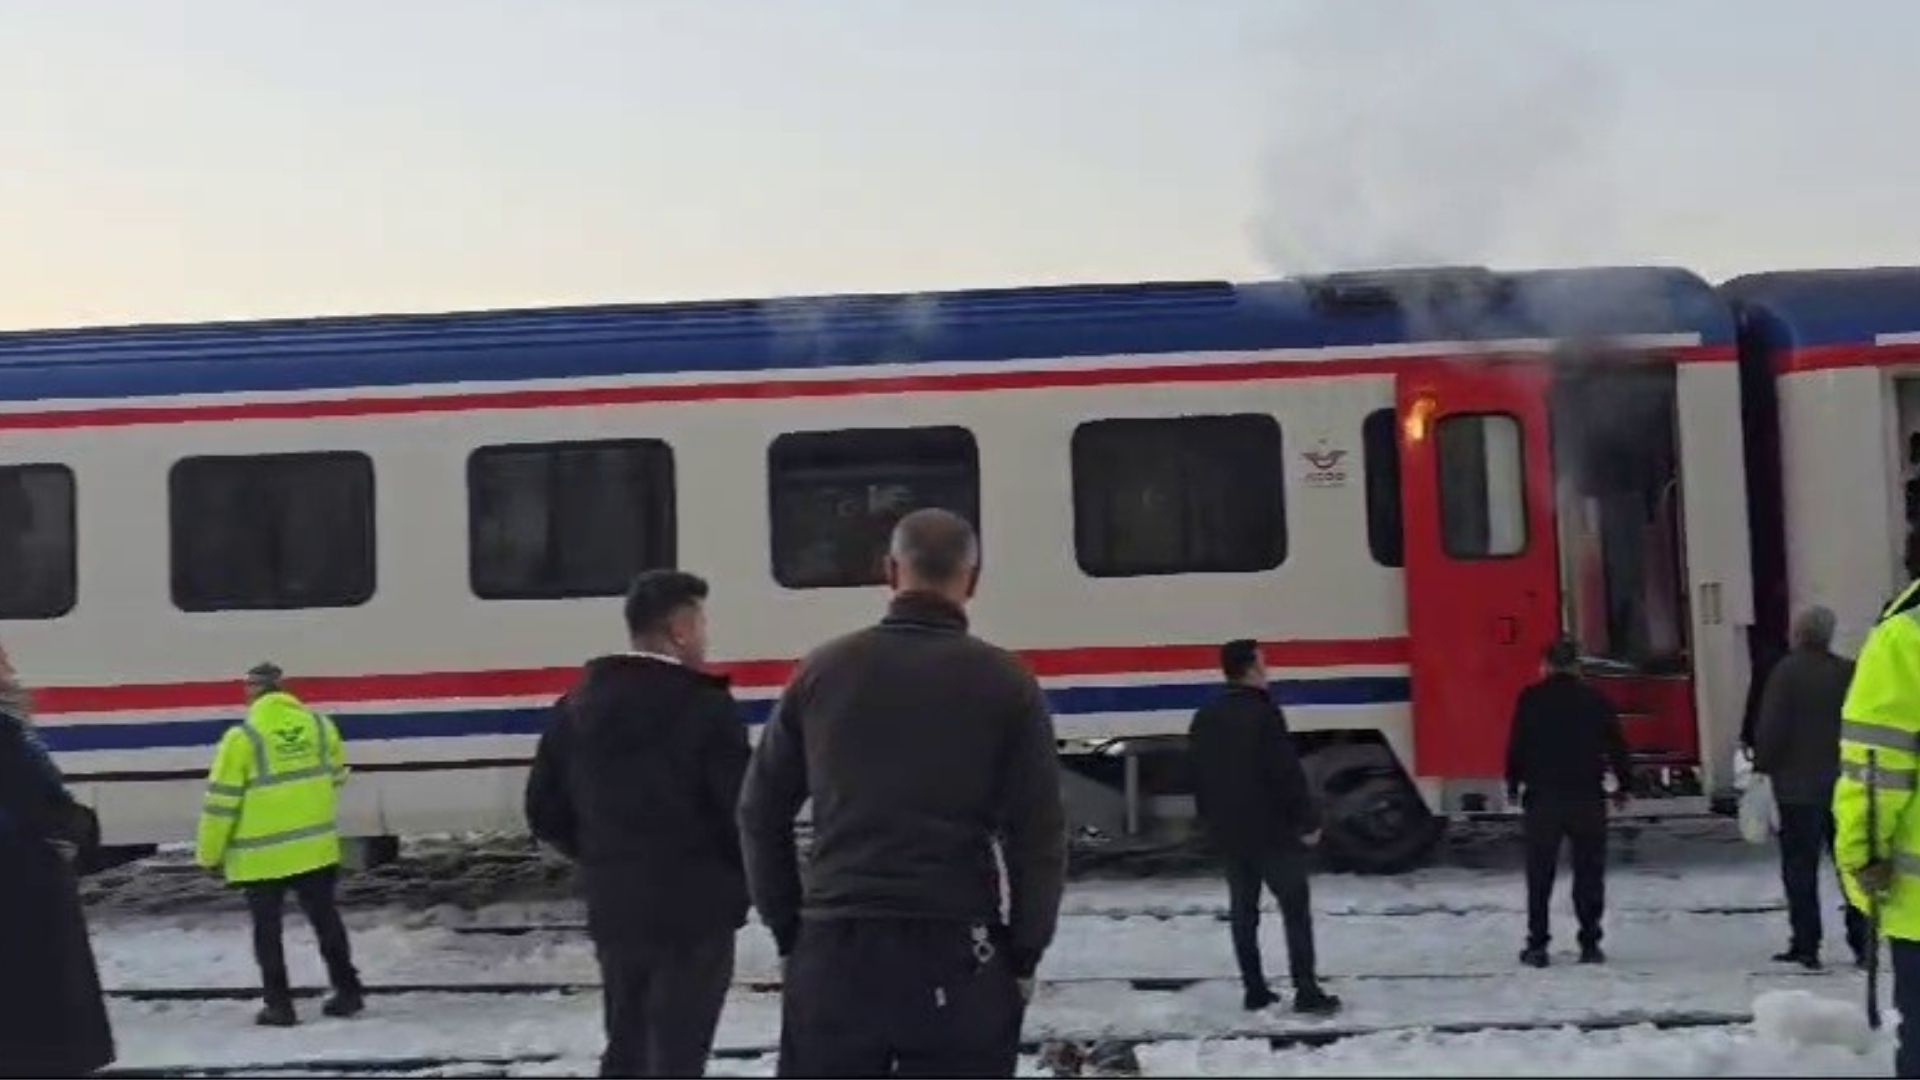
[1550,366,1697,777]
[1397,364,1560,783]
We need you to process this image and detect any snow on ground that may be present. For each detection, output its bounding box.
[1134,1021,1893,1077]
[87,822,1898,1075]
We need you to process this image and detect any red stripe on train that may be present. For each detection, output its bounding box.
[0,346,1730,432]
[31,638,1410,716]
[1777,342,1920,374]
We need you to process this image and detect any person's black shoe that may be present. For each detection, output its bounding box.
[255,1000,298,1027]
[322,989,365,1018]
[1578,944,1607,965]
[1519,946,1550,969]
[1243,985,1280,1012]
[1772,949,1823,972]
[1293,987,1343,1016]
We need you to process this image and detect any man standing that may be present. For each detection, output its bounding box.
[1836,569,1920,1079]
[525,570,749,1078]
[1,640,114,1075]
[1187,639,1340,1015]
[196,663,361,1027]
[1754,606,1869,969]
[1505,638,1632,968]
[739,509,1066,1078]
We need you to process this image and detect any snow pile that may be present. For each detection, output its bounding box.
[1132,1023,1890,1077]
[1752,989,1878,1054]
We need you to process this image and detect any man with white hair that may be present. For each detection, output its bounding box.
[1755,605,1868,969]
[740,508,1066,1077]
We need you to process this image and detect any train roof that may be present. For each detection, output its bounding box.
[0,266,1729,403]
[1723,268,1920,351]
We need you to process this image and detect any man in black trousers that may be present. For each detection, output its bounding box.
[525,570,750,1077]
[1505,637,1632,968]
[740,509,1066,1078]
[1188,639,1341,1015]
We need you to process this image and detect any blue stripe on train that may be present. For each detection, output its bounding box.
[38,676,1411,754]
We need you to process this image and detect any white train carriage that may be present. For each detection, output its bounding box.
[1728,269,1920,660]
[0,268,1753,871]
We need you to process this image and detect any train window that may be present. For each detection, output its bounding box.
[769,426,979,589]
[468,440,676,600]
[1363,410,1404,568]
[0,464,77,620]
[1073,414,1286,577]
[1436,414,1527,558]
[170,452,375,611]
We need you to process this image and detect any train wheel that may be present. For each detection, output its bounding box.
[1306,744,1443,874]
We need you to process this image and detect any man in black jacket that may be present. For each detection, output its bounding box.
[1505,637,1632,968]
[1188,640,1340,1015]
[739,508,1066,1078]
[525,570,749,1078]
[1753,605,1869,969]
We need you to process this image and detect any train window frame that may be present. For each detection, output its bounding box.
[768,425,981,590]
[1071,413,1288,578]
[1362,409,1405,568]
[467,438,678,601]
[1435,412,1530,560]
[168,451,377,612]
[0,463,78,620]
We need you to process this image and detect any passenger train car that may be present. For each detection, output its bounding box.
[0,265,1909,872]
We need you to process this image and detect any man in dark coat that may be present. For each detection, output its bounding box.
[525,571,750,1078]
[1754,605,1870,969]
[739,508,1066,1078]
[1188,639,1340,1015]
[1506,637,1633,968]
[0,641,114,1077]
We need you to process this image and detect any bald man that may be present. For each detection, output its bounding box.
[740,509,1066,1078]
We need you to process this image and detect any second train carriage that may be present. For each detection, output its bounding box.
[0,267,1758,871]
[1727,269,1920,664]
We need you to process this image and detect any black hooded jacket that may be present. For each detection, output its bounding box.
[1188,684,1321,854]
[525,654,750,948]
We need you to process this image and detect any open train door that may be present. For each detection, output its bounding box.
[1398,363,1562,792]
[1673,359,1754,804]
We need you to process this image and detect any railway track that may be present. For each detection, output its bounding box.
[443,899,1787,937]
[106,962,1833,1004]
[98,1007,1758,1077]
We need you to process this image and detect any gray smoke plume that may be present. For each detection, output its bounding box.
[1249,3,1620,279]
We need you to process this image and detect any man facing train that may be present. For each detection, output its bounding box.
[196,663,363,1027]
[526,570,750,1077]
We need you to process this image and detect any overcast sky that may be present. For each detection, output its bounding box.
[2,1,1915,329]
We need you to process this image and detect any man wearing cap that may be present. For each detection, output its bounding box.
[196,663,361,1027]
[1505,638,1633,968]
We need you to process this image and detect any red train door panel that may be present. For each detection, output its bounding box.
[1398,364,1560,780]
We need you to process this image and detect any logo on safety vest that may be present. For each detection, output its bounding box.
[271,726,314,758]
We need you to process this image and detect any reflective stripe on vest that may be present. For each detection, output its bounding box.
[1842,721,1920,754]
[227,821,336,851]
[1842,759,1918,791]
[1884,580,1920,622]
[254,764,334,789]
[241,723,269,780]
[1894,851,1920,879]
[206,782,246,798]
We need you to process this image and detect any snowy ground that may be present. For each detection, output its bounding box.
[83,821,1900,1076]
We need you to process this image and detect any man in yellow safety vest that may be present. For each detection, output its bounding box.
[1836,570,1920,1079]
[196,662,362,1027]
